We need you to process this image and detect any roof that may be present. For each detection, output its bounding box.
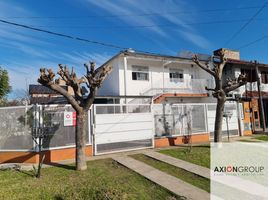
[29,84,88,95]
[99,50,196,68]
[29,85,64,94]
[100,49,268,68]
[227,58,268,68]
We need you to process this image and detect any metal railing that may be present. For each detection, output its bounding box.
[143,78,212,96]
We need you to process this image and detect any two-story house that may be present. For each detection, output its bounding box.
[98,49,215,104]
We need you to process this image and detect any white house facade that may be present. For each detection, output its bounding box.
[98,49,215,104]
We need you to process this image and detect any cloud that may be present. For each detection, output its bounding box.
[87,0,168,37]
[86,0,212,48]
[179,30,212,49]
[5,51,112,94]
[0,2,114,99]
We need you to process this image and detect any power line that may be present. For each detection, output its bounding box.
[0,5,262,19]
[0,19,127,50]
[0,19,161,56]
[21,17,268,30]
[225,1,268,45]
[238,35,268,49]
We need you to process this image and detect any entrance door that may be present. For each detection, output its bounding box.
[242,102,252,135]
[251,99,262,131]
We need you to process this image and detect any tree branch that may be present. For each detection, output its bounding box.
[223,74,247,93]
[192,55,216,77]
[38,69,82,112]
[205,86,216,92]
[224,82,247,94]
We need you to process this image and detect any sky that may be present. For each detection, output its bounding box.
[1,0,268,99]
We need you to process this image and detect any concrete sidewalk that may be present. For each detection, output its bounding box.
[144,151,210,179]
[112,155,210,200]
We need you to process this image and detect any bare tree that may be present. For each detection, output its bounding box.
[38,62,112,170]
[193,49,247,142]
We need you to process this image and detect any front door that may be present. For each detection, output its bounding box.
[251,99,262,131]
[242,102,252,135]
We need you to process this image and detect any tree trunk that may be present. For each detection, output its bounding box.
[214,97,225,142]
[75,111,87,170]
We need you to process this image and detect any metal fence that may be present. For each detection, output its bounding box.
[153,102,240,138]
[207,103,239,137]
[41,105,90,149]
[153,104,207,137]
[0,102,241,152]
[0,104,90,151]
[0,106,33,151]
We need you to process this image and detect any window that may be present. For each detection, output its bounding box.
[261,71,268,84]
[132,66,149,81]
[241,68,257,82]
[169,68,183,82]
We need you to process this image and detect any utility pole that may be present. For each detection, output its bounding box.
[255,61,267,132]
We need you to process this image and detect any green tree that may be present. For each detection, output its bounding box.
[0,67,11,102]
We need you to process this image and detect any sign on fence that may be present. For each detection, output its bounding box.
[64,112,76,126]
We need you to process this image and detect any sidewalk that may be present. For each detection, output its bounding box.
[144,151,210,179]
[112,155,210,200]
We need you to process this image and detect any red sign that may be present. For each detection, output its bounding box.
[64,112,76,126]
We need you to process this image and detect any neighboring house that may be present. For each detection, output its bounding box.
[29,79,73,104]
[29,81,119,104]
[218,48,268,133]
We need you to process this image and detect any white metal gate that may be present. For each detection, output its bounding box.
[207,102,240,138]
[93,104,154,155]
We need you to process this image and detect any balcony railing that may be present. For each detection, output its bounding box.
[141,78,213,97]
[243,82,268,92]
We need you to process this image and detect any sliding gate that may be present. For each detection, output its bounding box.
[93,104,154,155]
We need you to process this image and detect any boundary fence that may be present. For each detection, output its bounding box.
[0,102,242,154]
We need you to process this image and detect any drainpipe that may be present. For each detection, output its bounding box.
[162,62,165,94]
[123,56,128,104]
[255,61,267,132]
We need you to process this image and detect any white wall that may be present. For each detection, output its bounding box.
[98,58,120,96]
[124,58,163,95]
[124,56,213,96]
[99,54,215,98]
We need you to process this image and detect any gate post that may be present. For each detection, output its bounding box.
[151,103,155,148]
[92,104,97,155]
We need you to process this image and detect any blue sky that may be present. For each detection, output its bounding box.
[1,0,268,99]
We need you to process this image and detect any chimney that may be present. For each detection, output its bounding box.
[213,48,240,60]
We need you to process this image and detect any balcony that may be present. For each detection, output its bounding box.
[141,78,213,97]
[243,82,268,92]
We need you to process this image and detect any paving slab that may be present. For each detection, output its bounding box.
[112,155,210,200]
[144,151,210,179]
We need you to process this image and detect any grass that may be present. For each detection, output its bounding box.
[131,154,210,193]
[254,135,268,141]
[158,145,210,168]
[0,159,182,200]
[238,139,260,143]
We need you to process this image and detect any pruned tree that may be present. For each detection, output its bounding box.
[193,49,247,142]
[38,62,112,170]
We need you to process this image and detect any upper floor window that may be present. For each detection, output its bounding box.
[241,68,257,82]
[261,71,268,84]
[132,65,149,81]
[169,68,183,82]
